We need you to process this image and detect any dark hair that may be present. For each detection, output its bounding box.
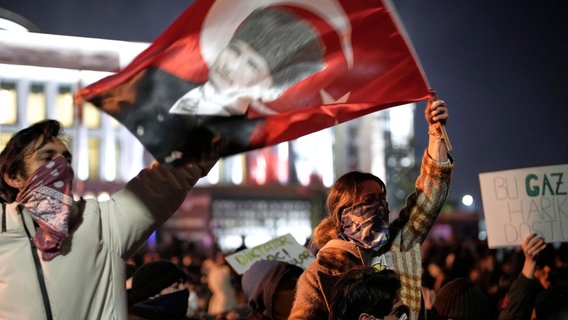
[429,278,489,320]
[232,6,325,88]
[535,284,568,320]
[0,120,63,202]
[329,267,401,320]
[309,171,386,251]
[128,260,188,305]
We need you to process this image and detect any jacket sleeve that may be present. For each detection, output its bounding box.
[288,266,329,320]
[100,160,216,259]
[397,150,453,251]
[498,274,543,320]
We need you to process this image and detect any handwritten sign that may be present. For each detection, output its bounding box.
[225,233,315,275]
[479,164,568,248]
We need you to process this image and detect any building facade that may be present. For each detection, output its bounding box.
[0,29,417,251]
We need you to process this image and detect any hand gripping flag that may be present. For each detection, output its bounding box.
[77,0,431,164]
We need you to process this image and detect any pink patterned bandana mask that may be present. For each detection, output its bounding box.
[16,156,75,261]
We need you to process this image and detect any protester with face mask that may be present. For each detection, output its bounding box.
[289,95,453,320]
[0,120,219,319]
[128,260,191,320]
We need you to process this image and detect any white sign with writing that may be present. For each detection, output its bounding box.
[479,164,568,248]
[225,233,315,275]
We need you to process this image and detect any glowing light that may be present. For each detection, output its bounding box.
[462,194,474,206]
[97,192,111,201]
[230,155,244,185]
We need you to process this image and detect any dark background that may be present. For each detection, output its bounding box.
[1,0,567,213]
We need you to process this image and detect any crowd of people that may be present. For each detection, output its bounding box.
[2,95,567,320]
[125,229,568,320]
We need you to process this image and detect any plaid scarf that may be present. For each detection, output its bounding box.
[16,156,75,261]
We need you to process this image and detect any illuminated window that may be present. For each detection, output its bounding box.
[61,135,73,156]
[55,86,74,127]
[114,140,121,180]
[0,133,14,151]
[0,82,17,124]
[27,83,46,124]
[82,102,101,128]
[293,128,334,187]
[88,137,100,180]
[102,137,119,182]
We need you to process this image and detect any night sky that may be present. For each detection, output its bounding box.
[1,0,567,214]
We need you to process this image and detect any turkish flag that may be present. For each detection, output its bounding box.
[77,0,430,164]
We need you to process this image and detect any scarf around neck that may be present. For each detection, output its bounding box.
[16,156,75,261]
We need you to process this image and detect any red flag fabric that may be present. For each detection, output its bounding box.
[77,0,430,164]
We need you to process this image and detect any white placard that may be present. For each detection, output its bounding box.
[225,233,315,275]
[479,164,568,248]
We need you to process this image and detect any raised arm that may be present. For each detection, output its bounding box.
[498,233,547,320]
[425,95,449,163]
[102,141,222,259]
[396,94,453,250]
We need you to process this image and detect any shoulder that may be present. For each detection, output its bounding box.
[316,240,364,273]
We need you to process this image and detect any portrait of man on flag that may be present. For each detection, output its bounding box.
[78,0,430,164]
[169,6,327,116]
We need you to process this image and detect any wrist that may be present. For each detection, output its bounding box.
[521,260,537,279]
[428,122,444,140]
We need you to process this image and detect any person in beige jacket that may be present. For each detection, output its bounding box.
[0,119,219,320]
[289,96,453,320]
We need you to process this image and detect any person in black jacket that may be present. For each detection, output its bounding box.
[128,260,191,320]
[498,233,550,320]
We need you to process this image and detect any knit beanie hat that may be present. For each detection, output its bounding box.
[128,260,187,304]
[430,278,489,320]
[242,260,303,319]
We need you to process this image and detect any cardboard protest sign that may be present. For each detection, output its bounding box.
[479,164,568,248]
[225,233,315,275]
